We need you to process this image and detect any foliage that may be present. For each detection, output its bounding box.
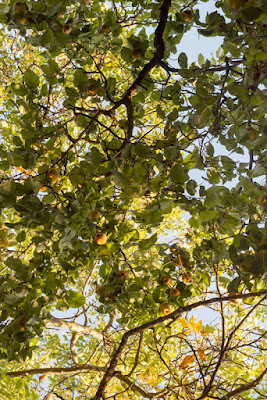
[0,0,266,398]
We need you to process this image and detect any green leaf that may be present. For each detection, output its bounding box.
[65,290,86,308]
[24,69,39,90]
[178,52,188,68]
[170,164,188,184]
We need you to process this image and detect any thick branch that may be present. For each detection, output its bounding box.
[6,364,106,377]
[45,318,104,341]
[7,365,169,399]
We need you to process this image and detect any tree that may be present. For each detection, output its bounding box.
[0,0,266,398]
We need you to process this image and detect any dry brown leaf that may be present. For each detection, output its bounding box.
[179,354,195,369]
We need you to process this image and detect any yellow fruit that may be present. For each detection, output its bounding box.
[101,24,110,33]
[48,168,58,184]
[258,194,267,206]
[18,15,28,25]
[62,24,72,34]
[13,2,26,14]
[180,10,193,22]
[39,186,47,192]
[169,288,180,298]
[226,0,247,9]
[95,233,107,245]
[239,261,252,272]
[159,303,171,316]
[182,272,192,283]
[91,209,101,219]
[161,274,172,285]
[132,48,144,60]
[88,84,97,96]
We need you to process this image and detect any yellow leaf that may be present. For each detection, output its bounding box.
[179,354,195,369]
[177,331,190,338]
[189,315,196,326]
[189,315,202,333]
[179,318,189,329]
[195,320,202,333]
[262,339,267,348]
[198,348,206,361]
[201,331,209,337]
[263,356,267,366]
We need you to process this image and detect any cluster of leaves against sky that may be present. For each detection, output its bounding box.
[0,0,266,399]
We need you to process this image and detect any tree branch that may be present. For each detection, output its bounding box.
[45,318,104,341]
[220,367,267,399]
[92,289,267,399]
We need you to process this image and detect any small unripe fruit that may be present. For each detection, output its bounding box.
[132,48,144,60]
[18,15,28,25]
[101,24,110,33]
[62,24,72,34]
[169,288,180,298]
[159,303,171,316]
[161,274,172,285]
[239,261,252,272]
[180,10,193,22]
[95,233,107,245]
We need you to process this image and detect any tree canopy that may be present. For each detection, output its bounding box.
[0,0,266,398]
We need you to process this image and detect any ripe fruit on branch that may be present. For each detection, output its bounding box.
[87,83,97,96]
[16,315,28,331]
[62,24,72,34]
[48,168,59,184]
[91,209,101,219]
[95,233,107,245]
[182,272,192,283]
[161,274,172,285]
[107,292,116,302]
[180,10,193,22]
[159,303,171,316]
[226,0,247,9]
[13,2,26,14]
[258,194,267,206]
[169,288,180,298]
[132,48,144,60]
[117,270,128,280]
